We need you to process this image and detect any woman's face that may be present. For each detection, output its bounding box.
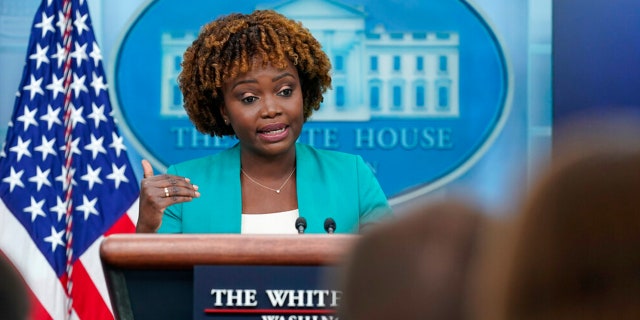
[221,59,304,159]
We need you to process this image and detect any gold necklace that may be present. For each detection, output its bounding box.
[241,167,296,194]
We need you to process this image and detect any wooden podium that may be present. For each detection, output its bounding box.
[100,234,357,319]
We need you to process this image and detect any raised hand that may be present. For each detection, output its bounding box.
[136,159,200,233]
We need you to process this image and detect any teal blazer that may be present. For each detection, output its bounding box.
[158,143,391,234]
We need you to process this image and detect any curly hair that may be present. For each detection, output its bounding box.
[178,10,332,137]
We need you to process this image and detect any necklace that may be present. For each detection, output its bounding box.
[241,167,296,194]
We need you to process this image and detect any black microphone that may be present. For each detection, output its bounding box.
[324,218,336,234]
[295,217,307,234]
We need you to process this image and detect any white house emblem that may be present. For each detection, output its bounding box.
[111,0,511,204]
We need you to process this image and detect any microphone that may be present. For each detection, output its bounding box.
[324,218,336,234]
[295,217,307,234]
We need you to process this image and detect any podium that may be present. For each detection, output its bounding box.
[100,234,357,319]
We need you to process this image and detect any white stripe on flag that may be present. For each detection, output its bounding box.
[0,199,68,319]
[80,234,113,314]
[126,198,140,226]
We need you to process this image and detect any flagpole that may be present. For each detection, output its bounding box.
[60,0,75,318]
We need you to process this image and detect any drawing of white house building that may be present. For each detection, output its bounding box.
[160,0,460,121]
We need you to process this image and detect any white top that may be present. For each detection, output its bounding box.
[241,209,300,234]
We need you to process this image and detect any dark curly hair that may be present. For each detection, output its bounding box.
[179,9,332,137]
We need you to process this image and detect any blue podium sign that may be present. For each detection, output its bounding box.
[194,265,340,320]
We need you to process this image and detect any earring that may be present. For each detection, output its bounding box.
[223,119,229,125]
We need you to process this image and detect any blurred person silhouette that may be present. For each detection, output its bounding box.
[338,199,488,320]
[0,252,30,320]
[473,111,640,320]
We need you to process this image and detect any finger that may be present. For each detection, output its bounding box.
[142,159,154,179]
[159,188,199,205]
[164,176,196,188]
[164,185,200,199]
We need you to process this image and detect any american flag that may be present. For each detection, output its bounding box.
[0,0,139,319]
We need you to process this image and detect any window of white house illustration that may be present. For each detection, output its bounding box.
[436,79,452,111]
[416,56,424,72]
[335,85,345,109]
[393,55,401,72]
[438,55,448,74]
[370,56,378,72]
[369,80,381,111]
[414,80,427,109]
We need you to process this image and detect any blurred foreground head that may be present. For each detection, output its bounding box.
[339,200,487,320]
[477,112,640,320]
[0,252,30,320]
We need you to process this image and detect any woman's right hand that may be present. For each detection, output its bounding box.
[136,159,200,233]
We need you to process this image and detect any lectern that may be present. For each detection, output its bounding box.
[100,234,357,319]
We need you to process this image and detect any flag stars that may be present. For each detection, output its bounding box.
[17,106,39,131]
[89,72,108,95]
[76,195,99,221]
[106,163,129,189]
[2,167,25,192]
[60,137,82,157]
[28,166,52,191]
[23,75,45,100]
[46,74,65,99]
[55,11,68,35]
[35,135,57,161]
[87,103,107,128]
[69,104,86,128]
[24,196,46,222]
[84,134,107,159]
[81,164,103,190]
[34,12,55,38]
[50,196,68,222]
[89,41,102,66]
[73,10,90,35]
[39,105,62,130]
[9,136,32,161]
[109,132,126,157]
[51,43,66,68]
[29,44,50,69]
[70,41,88,67]
[44,226,65,252]
[55,166,77,190]
[70,73,88,98]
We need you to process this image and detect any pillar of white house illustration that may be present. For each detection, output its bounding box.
[161,0,460,121]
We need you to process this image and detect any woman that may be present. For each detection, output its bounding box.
[136,10,391,234]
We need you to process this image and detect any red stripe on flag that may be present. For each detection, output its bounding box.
[71,261,113,320]
[105,213,136,236]
[26,286,54,320]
